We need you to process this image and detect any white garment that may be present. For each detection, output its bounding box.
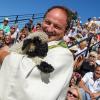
[0,41,74,100]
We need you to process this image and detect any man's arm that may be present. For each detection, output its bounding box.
[79,80,92,95]
[91,92,100,99]
[0,47,10,64]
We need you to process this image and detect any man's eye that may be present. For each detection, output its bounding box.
[54,25,61,30]
[45,20,51,25]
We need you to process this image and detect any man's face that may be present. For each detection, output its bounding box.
[88,54,97,65]
[3,20,8,26]
[10,27,16,34]
[42,8,67,41]
[94,67,100,79]
[0,30,4,38]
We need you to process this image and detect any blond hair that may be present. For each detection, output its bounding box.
[67,86,82,100]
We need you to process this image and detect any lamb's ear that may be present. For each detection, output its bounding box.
[22,39,32,50]
[37,61,54,73]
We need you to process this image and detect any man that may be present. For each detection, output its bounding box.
[78,51,97,77]
[79,65,100,100]
[0,18,10,34]
[0,6,74,100]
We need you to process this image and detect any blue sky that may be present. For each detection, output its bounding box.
[0,0,100,23]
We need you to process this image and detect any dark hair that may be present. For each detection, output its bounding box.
[94,65,100,71]
[36,23,41,27]
[43,5,75,30]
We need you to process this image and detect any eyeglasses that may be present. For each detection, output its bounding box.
[67,91,78,99]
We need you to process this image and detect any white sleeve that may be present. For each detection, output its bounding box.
[82,72,90,83]
[44,47,74,99]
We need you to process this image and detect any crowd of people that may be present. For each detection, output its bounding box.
[0,5,100,100]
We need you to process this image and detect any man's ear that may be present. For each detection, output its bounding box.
[22,39,32,50]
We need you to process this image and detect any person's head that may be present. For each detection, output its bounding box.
[0,29,4,38]
[36,23,42,31]
[78,41,87,50]
[29,18,33,24]
[97,54,100,60]
[66,86,82,100]
[10,25,16,34]
[97,46,100,54]
[94,65,100,79]
[19,33,26,41]
[4,35,12,45]
[42,6,73,41]
[3,18,9,26]
[88,51,97,65]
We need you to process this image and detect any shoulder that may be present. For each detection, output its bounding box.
[83,72,93,78]
[48,41,72,55]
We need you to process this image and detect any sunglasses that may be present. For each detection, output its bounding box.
[67,91,78,99]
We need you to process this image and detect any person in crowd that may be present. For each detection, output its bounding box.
[18,33,27,42]
[97,45,100,54]
[0,5,74,100]
[77,51,97,77]
[79,65,100,100]
[68,27,77,37]
[35,22,42,31]
[22,26,29,35]
[65,86,82,100]
[8,25,18,44]
[96,54,100,65]
[17,26,29,42]
[0,17,10,34]
[3,35,13,47]
[0,29,4,39]
[0,29,5,48]
[69,72,82,87]
[25,18,34,32]
[75,41,87,56]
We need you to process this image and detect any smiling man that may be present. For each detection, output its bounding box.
[0,6,74,100]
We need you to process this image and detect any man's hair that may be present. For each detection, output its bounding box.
[43,5,75,30]
[95,65,100,70]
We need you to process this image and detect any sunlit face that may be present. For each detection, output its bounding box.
[3,20,8,26]
[10,28,16,34]
[0,30,4,38]
[88,54,97,65]
[94,67,100,79]
[42,8,67,41]
[4,35,11,44]
[67,88,79,100]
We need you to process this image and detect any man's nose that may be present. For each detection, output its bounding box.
[47,24,54,32]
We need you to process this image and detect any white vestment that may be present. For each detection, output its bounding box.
[0,41,74,100]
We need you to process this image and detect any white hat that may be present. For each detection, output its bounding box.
[4,17,9,21]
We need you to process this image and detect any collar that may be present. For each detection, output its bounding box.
[48,40,62,46]
[48,40,67,49]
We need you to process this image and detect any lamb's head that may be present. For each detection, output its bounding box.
[22,31,48,58]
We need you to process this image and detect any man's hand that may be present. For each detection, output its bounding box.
[90,93,100,100]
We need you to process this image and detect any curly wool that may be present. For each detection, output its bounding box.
[9,31,48,54]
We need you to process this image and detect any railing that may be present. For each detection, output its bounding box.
[0,13,44,29]
[0,13,100,58]
[69,33,100,58]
